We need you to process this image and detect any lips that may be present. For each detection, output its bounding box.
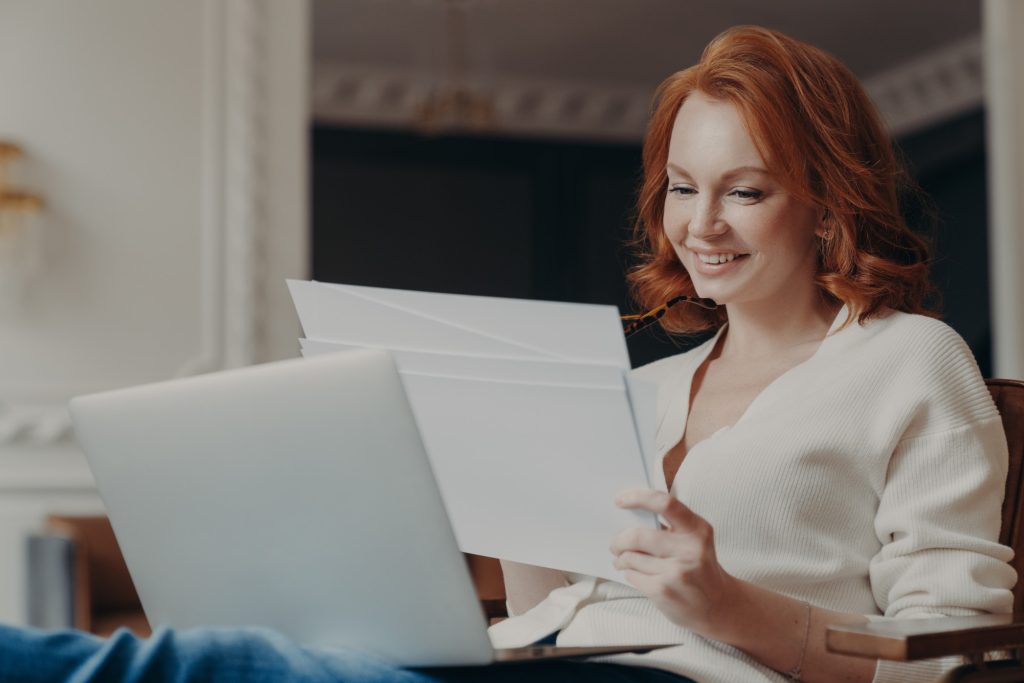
[690,251,750,275]
[696,252,748,265]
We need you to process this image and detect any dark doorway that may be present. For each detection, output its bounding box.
[312,116,991,372]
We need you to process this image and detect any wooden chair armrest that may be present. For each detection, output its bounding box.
[826,614,1024,661]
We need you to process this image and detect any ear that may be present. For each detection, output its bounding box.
[814,207,830,237]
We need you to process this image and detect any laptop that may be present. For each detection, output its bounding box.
[69,348,671,666]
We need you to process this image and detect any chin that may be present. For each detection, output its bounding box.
[688,270,758,305]
[690,282,735,304]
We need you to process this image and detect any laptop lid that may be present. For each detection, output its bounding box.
[69,348,495,666]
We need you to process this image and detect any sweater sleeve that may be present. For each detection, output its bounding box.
[865,323,1017,683]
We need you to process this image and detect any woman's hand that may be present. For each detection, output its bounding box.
[610,488,738,638]
[611,489,876,683]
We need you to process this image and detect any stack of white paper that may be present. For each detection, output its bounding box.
[287,280,658,582]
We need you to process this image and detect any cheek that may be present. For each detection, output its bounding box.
[663,222,683,245]
[727,205,799,248]
[662,202,688,243]
[758,203,819,247]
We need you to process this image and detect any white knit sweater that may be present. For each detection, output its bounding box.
[488,307,1016,683]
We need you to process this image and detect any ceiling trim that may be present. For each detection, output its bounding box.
[313,34,983,142]
[312,64,652,142]
[862,34,982,138]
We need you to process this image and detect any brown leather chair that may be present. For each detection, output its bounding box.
[827,378,1024,681]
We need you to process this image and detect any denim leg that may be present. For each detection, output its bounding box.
[0,625,695,683]
[0,625,424,683]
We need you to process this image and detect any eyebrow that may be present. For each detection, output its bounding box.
[666,162,771,179]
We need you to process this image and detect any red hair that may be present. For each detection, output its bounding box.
[628,25,937,334]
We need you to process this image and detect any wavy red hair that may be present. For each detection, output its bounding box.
[628,25,937,334]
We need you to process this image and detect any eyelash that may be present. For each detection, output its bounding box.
[732,189,763,200]
[668,186,763,201]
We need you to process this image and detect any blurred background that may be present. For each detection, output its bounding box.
[0,0,1021,636]
[310,0,993,369]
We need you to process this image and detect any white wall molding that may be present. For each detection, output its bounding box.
[0,0,304,471]
[222,0,271,369]
[0,403,72,446]
[315,35,984,142]
[313,62,653,142]
[863,34,983,138]
[181,0,274,375]
[983,1,1024,379]
[0,385,116,448]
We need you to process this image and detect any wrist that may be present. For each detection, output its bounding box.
[703,572,752,643]
[703,576,799,652]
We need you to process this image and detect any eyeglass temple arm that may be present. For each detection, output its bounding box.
[621,295,718,338]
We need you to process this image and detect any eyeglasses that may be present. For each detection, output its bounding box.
[621,295,718,338]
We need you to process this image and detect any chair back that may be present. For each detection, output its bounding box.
[989,378,1024,613]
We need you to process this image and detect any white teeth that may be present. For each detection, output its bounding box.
[697,252,743,265]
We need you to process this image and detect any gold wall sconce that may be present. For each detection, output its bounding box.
[0,141,45,309]
[0,142,44,224]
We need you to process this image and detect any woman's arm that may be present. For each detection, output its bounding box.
[612,490,876,683]
[498,560,569,616]
[716,578,876,683]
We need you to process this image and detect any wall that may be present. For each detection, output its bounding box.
[0,0,309,625]
[984,0,1024,379]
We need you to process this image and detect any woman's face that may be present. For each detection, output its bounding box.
[663,92,822,309]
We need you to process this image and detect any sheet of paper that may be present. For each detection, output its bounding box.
[301,339,624,389]
[288,279,631,368]
[401,371,652,582]
[300,340,653,580]
[291,282,657,581]
[625,376,659,483]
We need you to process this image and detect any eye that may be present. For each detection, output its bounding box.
[730,188,763,201]
[668,184,696,197]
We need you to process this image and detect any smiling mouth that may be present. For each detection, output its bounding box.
[696,252,749,265]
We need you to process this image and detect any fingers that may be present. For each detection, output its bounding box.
[616,488,707,535]
[620,569,671,600]
[613,550,670,574]
[609,526,674,557]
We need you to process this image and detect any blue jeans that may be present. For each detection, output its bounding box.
[0,625,696,683]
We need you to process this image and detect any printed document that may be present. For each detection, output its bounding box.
[288,280,658,582]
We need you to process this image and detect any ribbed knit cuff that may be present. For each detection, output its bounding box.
[871,657,964,683]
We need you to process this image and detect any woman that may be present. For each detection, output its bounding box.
[495,24,1015,683]
[1,25,1014,683]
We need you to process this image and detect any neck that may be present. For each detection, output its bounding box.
[718,290,841,361]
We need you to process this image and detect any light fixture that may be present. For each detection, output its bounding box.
[0,141,44,310]
[413,0,497,134]
[0,142,43,228]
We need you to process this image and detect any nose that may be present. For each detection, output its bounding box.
[687,196,726,240]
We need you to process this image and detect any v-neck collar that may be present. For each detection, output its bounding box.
[653,304,850,492]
